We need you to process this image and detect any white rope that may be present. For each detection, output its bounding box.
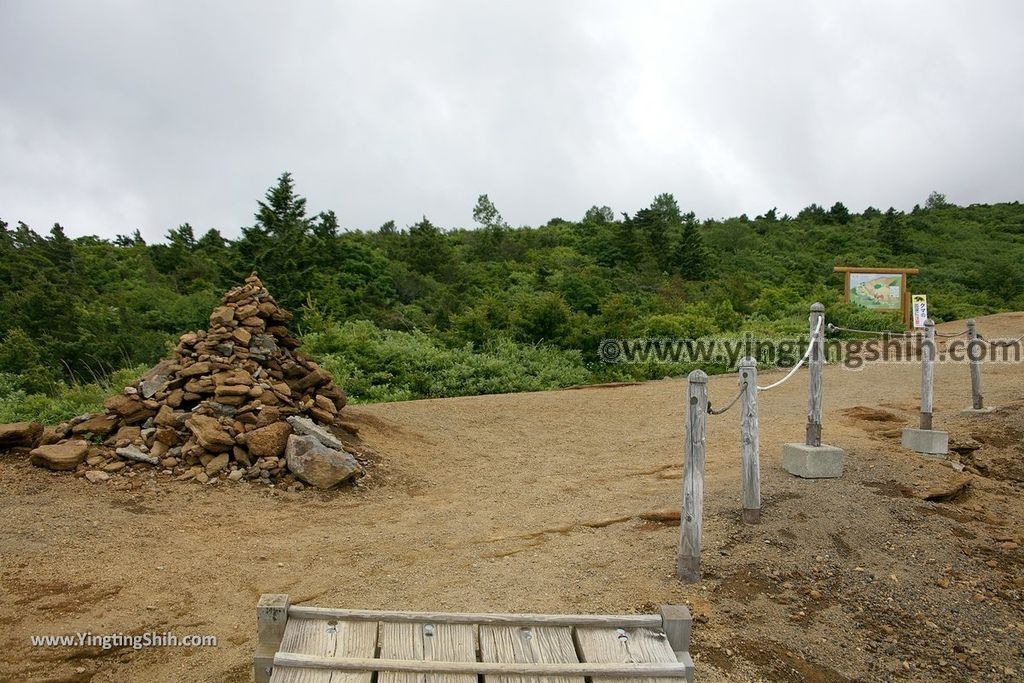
[757,317,823,392]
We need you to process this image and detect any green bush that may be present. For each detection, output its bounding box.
[0,365,145,424]
[305,320,590,402]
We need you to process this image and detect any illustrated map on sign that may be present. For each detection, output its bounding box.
[850,273,902,310]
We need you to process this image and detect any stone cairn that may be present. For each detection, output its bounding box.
[1,274,364,490]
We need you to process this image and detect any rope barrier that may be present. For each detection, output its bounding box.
[934,329,969,338]
[825,323,914,338]
[757,317,823,391]
[707,383,745,415]
[983,332,1024,346]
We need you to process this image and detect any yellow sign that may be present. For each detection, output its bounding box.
[912,294,928,328]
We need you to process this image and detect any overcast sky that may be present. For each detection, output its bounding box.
[1,1,1022,241]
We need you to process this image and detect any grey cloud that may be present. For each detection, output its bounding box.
[1,0,1021,241]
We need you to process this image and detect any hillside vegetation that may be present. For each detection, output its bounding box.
[2,175,1022,418]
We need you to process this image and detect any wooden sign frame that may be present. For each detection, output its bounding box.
[833,266,919,328]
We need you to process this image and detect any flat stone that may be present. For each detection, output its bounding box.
[185,415,235,452]
[213,393,247,406]
[102,394,156,424]
[116,445,160,465]
[39,425,66,446]
[308,406,336,425]
[205,401,238,417]
[138,359,176,398]
[214,384,250,399]
[782,443,845,478]
[235,304,259,319]
[286,416,343,450]
[250,334,278,356]
[246,422,291,459]
[292,367,332,392]
[179,361,212,378]
[901,428,949,457]
[71,413,120,437]
[184,378,215,394]
[205,452,230,476]
[114,426,142,443]
[227,468,244,482]
[213,368,253,386]
[30,440,90,471]
[285,434,361,489]
[959,407,996,417]
[314,394,337,414]
[154,405,183,428]
[209,306,235,326]
[0,421,44,448]
[85,470,110,483]
[154,427,178,445]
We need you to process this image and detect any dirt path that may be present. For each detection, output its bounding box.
[2,313,1022,682]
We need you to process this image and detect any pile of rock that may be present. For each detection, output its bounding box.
[1,274,365,490]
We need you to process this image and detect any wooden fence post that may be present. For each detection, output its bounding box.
[255,593,290,683]
[967,319,984,410]
[677,369,707,583]
[920,319,935,430]
[805,302,825,447]
[739,357,760,524]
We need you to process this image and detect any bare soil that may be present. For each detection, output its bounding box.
[2,313,1023,682]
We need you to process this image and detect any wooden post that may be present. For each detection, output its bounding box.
[659,604,692,655]
[920,319,935,430]
[805,302,824,447]
[660,604,695,683]
[739,357,760,524]
[677,370,707,583]
[967,319,984,410]
[255,593,290,683]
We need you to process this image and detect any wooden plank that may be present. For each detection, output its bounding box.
[379,621,477,683]
[271,618,378,683]
[288,606,661,628]
[271,653,692,677]
[480,624,584,683]
[677,370,707,582]
[738,358,760,524]
[573,626,681,683]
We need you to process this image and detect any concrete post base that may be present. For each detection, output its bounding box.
[959,407,996,417]
[901,427,949,457]
[782,443,844,479]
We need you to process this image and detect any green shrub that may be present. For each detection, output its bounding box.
[305,320,590,402]
[0,365,146,424]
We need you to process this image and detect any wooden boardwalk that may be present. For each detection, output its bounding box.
[255,597,695,683]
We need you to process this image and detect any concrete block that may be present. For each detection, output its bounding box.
[959,407,996,417]
[901,428,949,457]
[782,443,844,479]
